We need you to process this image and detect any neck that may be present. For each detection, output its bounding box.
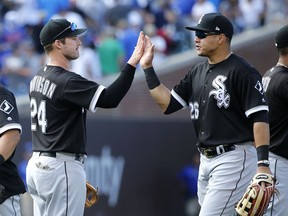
[208,51,233,64]
[276,56,288,68]
[277,62,288,68]
[48,56,71,70]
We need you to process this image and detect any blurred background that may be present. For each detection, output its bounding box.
[1,0,287,215]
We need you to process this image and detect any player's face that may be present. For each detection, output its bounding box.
[62,36,82,60]
[194,31,221,57]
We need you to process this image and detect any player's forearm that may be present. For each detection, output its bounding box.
[0,130,20,161]
[149,84,171,112]
[143,67,171,112]
[253,122,270,148]
[253,122,272,173]
[97,64,135,108]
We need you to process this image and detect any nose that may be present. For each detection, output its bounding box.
[77,37,82,46]
[194,35,200,42]
[194,36,200,44]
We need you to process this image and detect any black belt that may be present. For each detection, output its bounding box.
[198,144,236,158]
[39,152,85,163]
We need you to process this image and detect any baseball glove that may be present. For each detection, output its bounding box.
[85,181,99,208]
[235,173,276,216]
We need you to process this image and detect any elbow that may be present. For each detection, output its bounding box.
[164,109,172,115]
[109,104,119,109]
[108,98,122,108]
[10,131,21,146]
[163,104,174,115]
[15,134,21,144]
[102,100,121,108]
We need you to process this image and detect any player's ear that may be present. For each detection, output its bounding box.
[54,39,64,49]
[217,34,225,45]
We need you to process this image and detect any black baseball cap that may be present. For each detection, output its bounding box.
[40,19,87,46]
[185,13,234,39]
[275,24,288,48]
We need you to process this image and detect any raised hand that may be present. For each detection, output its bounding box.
[140,35,155,69]
[127,31,145,67]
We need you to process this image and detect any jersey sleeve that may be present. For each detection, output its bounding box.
[280,78,288,104]
[63,75,105,113]
[0,88,22,135]
[238,69,268,117]
[171,63,208,109]
[171,72,191,109]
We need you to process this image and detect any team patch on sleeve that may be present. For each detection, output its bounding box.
[255,80,264,95]
[0,100,14,114]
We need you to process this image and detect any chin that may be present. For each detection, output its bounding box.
[71,55,80,60]
[197,51,204,56]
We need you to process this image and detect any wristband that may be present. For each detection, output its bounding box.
[143,67,161,90]
[256,145,269,161]
[257,160,270,167]
[0,154,5,166]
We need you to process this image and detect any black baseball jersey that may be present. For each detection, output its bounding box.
[262,65,288,159]
[0,84,26,201]
[172,54,268,146]
[29,65,105,154]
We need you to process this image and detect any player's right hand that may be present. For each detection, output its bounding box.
[127,31,145,67]
[140,35,155,69]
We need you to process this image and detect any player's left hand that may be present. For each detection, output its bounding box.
[235,173,277,216]
[85,181,99,208]
[257,165,272,175]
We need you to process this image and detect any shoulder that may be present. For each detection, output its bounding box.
[46,65,85,82]
[190,61,209,73]
[0,85,16,101]
[229,54,256,70]
[227,54,261,78]
[263,66,288,90]
[264,66,288,78]
[0,84,13,95]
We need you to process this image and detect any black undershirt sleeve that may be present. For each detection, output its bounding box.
[96,64,136,108]
[164,95,183,114]
[250,110,269,123]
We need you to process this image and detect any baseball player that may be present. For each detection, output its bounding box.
[262,24,288,216]
[26,18,146,216]
[0,84,26,215]
[140,13,272,215]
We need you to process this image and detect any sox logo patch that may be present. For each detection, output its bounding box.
[209,75,230,108]
[255,80,264,95]
[0,100,14,114]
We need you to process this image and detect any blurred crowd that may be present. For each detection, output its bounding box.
[0,0,288,97]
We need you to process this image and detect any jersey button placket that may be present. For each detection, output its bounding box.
[200,80,209,140]
[203,84,207,105]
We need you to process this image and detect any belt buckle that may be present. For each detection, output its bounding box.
[202,148,214,159]
[200,144,235,159]
[75,154,85,163]
[216,145,225,155]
